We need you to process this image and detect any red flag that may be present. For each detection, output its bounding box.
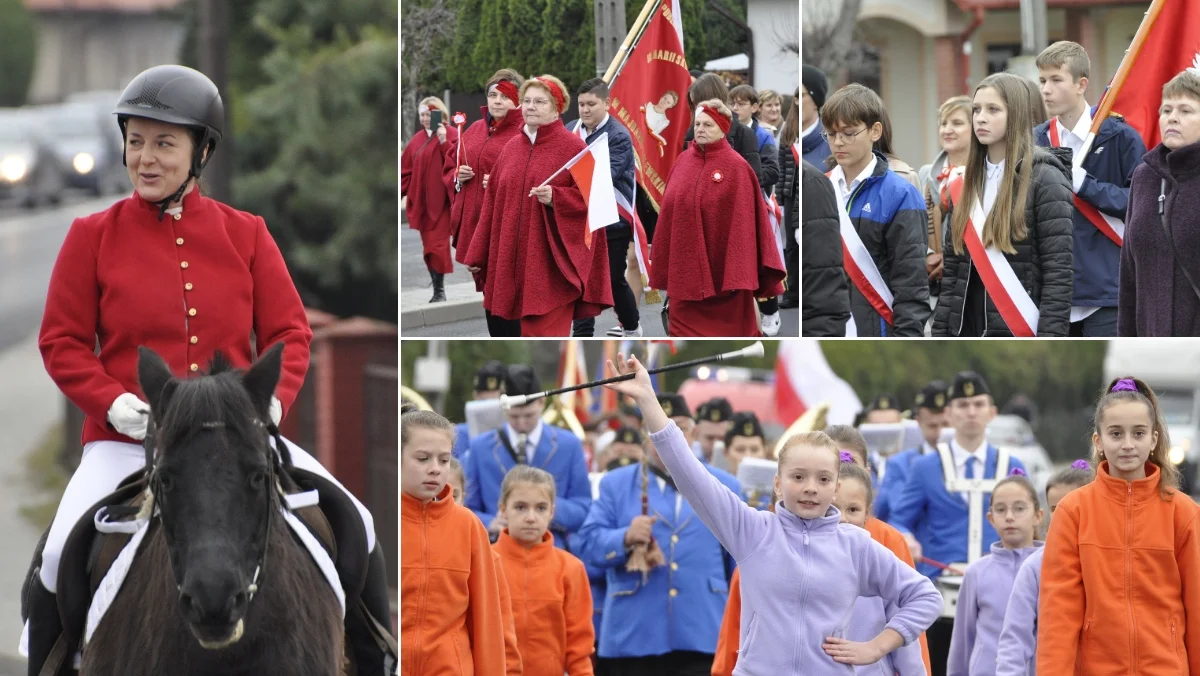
[607,0,692,211]
[1097,0,1200,149]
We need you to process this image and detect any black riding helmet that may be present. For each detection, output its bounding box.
[114,65,223,219]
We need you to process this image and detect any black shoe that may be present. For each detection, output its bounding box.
[26,575,64,676]
[429,273,446,303]
[347,544,397,675]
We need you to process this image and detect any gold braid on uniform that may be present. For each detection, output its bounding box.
[625,454,665,582]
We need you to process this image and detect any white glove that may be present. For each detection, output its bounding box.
[108,393,150,440]
[269,396,282,427]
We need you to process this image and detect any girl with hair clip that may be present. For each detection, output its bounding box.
[493,466,595,676]
[400,409,509,675]
[605,355,941,674]
[932,72,1075,337]
[402,95,460,303]
[946,470,1044,675]
[1038,377,1200,675]
[994,459,1096,676]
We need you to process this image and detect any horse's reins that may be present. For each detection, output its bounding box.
[142,412,289,607]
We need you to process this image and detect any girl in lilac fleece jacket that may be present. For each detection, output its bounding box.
[604,355,942,675]
[948,473,1044,675]
[994,460,1096,676]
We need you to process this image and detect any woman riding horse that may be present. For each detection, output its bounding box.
[25,64,393,674]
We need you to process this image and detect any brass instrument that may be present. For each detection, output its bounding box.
[400,385,433,411]
[541,397,586,440]
[772,402,831,458]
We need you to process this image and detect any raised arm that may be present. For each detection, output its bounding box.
[608,355,770,561]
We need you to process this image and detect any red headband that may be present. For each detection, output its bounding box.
[533,77,565,113]
[491,80,520,107]
[698,105,731,136]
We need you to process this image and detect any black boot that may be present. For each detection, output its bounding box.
[429,271,446,303]
[347,544,397,675]
[26,575,64,676]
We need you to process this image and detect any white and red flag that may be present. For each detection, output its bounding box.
[774,341,862,427]
[540,132,619,248]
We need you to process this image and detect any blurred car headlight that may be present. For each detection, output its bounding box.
[0,155,27,182]
[1170,437,1191,465]
[73,152,95,174]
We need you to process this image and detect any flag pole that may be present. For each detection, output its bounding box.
[1076,0,1168,164]
[603,0,659,84]
[534,132,610,189]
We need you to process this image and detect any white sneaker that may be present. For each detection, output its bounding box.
[623,325,643,337]
[761,312,781,337]
[605,326,624,337]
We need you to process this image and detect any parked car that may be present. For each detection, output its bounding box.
[31,102,128,196]
[0,109,67,208]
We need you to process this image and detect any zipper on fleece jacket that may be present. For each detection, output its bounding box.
[1126,483,1137,673]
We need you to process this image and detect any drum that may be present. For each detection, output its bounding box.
[935,566,968,619]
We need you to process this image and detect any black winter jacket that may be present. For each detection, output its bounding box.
[801,160,850,335]
[932,147,1075,336]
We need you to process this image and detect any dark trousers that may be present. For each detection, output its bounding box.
[573,229,640,336]
[486,310,521,337]
[926,616,954,676]
[597,650,713,676]
[1068,306,1118,337]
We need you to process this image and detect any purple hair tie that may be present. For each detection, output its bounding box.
[1111,378,1138,393]
[1010,467,1027,477]
[839,450,855,464]
[1071,459,1091,470]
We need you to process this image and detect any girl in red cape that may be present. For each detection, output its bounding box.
[401,95,458,303]
[464,73,613,337]
[651,99,786,336]
[442,69,527,336]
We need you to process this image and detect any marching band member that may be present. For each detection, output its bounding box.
[887,371,1026,673]
[946,472,1043,676]
[601,427,646,471]
[443,69,528,336]
[464,73,613,336]
[494,466,595,675]
[575,396,740,675]
[995,460,1095,676]
[401,408,508,675]
[1038,377,1200,674]
[464,365,593,549]
[603,354,940,674]
[932,72,1074,337]
[650,98,787,336]
[876,381,948,521]
[724,412,770,474]
[859,394,903,425]
[402,95,460,303]
[454,360,508,458]
[694,398,733,463]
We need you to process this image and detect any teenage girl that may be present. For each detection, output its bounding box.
[994,460,1095,676]
[493,465,595,675]
[946,471,1044,675]
[1038,377,1200,674]
[605,355,941,674]
[401,408,508,675]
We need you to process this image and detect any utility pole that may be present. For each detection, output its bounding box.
[1019,0,1049,56]
[595,0,628,78]
[197,0,232,204]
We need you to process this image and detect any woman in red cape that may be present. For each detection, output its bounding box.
[401,95,458,302]
[441,69,526,336]
[651,99,786,336]
[464,74,613,337]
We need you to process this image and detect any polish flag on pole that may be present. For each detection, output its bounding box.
[766,193,786,264]
[540,132,619,248]
[774,340,862,427]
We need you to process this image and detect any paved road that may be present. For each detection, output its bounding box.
[0,196,121,353]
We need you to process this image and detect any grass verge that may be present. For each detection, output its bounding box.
[19,422,67,530]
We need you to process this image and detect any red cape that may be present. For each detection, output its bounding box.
[442,107,525,264]
[649,137,786,300]
[463,118,613,321]
[401,125,458,232]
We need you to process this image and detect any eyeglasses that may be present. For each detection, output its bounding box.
[522,98,552,108]
[821,127,868,143]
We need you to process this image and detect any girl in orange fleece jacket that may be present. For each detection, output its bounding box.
[493,465,595,676]
[401,408,510,676]
[1038,377,1200,676]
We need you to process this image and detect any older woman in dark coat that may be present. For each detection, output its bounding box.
[1118,70,1200,336]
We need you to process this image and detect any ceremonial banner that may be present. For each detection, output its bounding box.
[774,341,862,427]
[608,0,692,210]
[1091,0,1200,149]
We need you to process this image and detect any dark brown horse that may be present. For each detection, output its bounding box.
[78,344,344,675]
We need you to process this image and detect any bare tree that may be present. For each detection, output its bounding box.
[802,0,864,77]
[400,0,456,142]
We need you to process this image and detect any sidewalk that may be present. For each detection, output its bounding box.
[0,336,63,661]
[399,223,484,331]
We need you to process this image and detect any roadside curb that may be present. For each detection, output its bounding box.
[400,297,484,330]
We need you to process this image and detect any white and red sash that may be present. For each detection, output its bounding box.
[827,171,894,326]
[1048,118,1124,246]
[949,178,1039,337]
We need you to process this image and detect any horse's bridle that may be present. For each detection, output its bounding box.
[143,414,285,607]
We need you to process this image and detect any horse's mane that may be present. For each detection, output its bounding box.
[156,352,264,456]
